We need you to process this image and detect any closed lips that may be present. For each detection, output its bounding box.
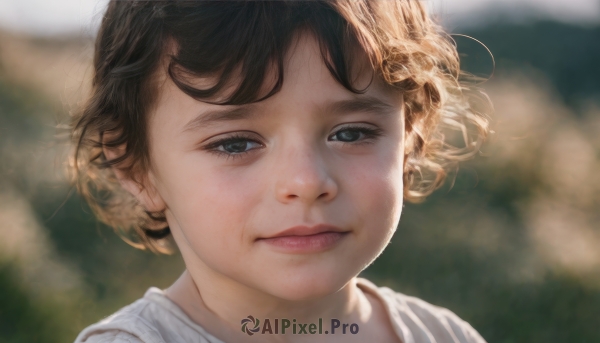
[258,224,349,240]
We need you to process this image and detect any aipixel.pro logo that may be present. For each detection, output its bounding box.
[241,316,359,336]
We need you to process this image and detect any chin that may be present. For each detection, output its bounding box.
[261,267,353,302]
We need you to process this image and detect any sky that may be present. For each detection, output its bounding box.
[0,0,598,36]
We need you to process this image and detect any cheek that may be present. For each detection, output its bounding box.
[343,148,404,249]
[159,156,266,253]
[350,145,403,209]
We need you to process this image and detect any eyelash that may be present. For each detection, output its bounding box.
[202,125,384,161]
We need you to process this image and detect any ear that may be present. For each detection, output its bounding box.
[102,133,166,213]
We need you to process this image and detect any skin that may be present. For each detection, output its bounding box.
[110,32,405,343]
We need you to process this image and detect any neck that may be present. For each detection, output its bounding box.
[166,267,372,342]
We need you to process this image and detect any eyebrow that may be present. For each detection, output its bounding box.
[182,96,396,133]
[182,106,259,132]
[325,96,397,117]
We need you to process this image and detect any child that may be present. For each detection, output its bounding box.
[72,1,490,342]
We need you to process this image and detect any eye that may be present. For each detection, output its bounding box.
[220,139,260,154]
[203,134,263,159]
[334,130,361,142]
[329,125,383,144]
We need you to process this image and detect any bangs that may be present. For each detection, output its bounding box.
[162,1,372,105]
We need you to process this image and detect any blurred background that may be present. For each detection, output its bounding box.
[0,0,599,342]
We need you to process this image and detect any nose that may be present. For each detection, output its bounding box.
[273,141,338,205]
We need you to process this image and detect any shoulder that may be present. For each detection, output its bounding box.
[75,330,147,343]
[74,287,223,343]
[73,292,165,343]
[357,278,487,343]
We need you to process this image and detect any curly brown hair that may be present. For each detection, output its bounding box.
[71,0,490,254]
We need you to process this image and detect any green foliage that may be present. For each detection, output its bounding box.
[462,21,600,109]
[0,263,70,343]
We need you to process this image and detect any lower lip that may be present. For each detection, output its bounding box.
[258,232,349,253]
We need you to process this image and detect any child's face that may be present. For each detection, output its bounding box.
[143,33,404,300]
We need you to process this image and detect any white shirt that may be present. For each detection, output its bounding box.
[74,278,487,343]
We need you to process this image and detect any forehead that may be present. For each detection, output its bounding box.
[267,32,401,114]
